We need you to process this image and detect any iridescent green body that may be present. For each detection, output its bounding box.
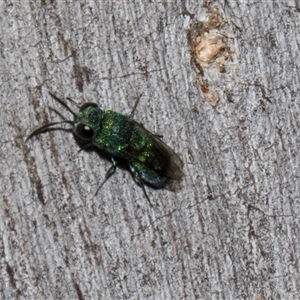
[27,93,183,199]
[75,107,183,187]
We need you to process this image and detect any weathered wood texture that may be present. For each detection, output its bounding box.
[1,1,299,299]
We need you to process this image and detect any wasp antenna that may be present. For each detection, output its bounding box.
[48,106,68,121]
[66,96,81,110]
[48,92,77,117]
[26,120,73,141]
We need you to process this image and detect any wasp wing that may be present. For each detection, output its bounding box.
[118,123,183,180]
[149,134,183,180]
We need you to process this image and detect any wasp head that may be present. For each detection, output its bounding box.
[73,103,103,142]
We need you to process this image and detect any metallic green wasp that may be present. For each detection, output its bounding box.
[27,92,183,201]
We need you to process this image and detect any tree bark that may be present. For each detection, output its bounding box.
[1,1,299,299]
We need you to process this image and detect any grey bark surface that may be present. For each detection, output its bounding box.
[1,1,299,299]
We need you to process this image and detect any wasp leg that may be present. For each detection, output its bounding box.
[130,93,143,118]
[128,163,153,206]
[78,142,93,153]
[95,157,118,196]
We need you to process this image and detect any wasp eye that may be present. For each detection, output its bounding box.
[75,123,94,140]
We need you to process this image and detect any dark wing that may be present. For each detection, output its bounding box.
[119,124,184,180]
[149,135,184,180]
